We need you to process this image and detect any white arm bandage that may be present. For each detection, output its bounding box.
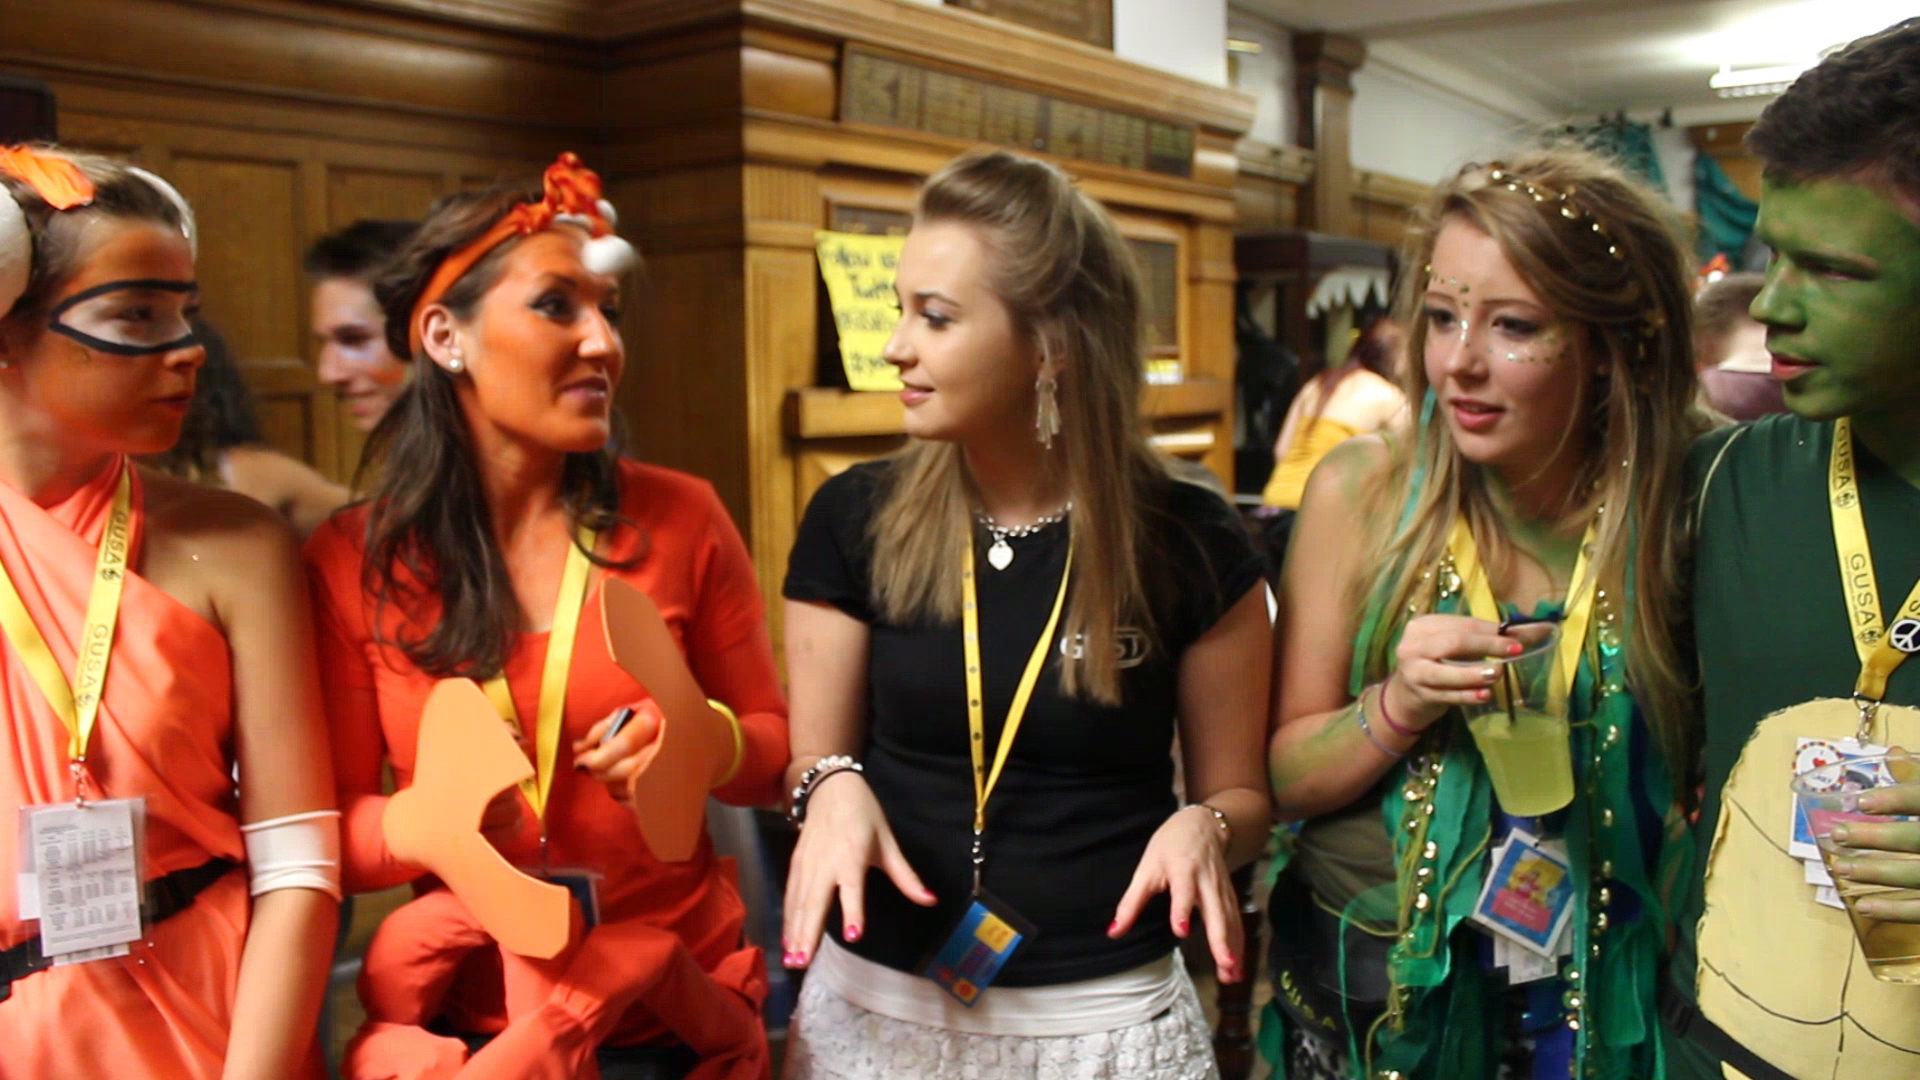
[240,809,343,901]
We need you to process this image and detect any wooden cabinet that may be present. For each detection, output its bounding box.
[4,0,1252,650]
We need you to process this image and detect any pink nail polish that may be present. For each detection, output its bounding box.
[1176,919,1189,936]
[1508,642,1523,655]
[1107,919,1121,936]
[843,924,862,942]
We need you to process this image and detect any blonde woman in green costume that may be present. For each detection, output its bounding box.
[1266,146,1706,1080]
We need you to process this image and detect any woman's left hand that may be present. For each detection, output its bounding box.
[572,699,666,798]
[1108,804,1243,982]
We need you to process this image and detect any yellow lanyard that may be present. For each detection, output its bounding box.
[961,533,1072,891]
[0,462,134,801]
[1446,514,1598,718]
[482,528,595,822]
[1828,417,1920,735]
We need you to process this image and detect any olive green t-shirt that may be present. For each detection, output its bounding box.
[1672,413,1920,1077]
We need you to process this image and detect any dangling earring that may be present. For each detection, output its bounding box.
[1034,372,1060,449]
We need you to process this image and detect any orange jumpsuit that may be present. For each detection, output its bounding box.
[307,460,788,1080]
[0,460,258,1079]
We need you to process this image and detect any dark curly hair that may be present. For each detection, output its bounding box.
[1748,18,1920,201]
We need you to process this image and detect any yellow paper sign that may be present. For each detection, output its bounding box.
[816,230,906,392]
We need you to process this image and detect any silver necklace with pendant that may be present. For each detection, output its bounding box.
[975,502,1072,571]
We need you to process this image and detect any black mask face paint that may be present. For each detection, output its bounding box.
[47,278,200,357]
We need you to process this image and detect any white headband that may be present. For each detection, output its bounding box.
[0,189,27,318]
[126,166,196,258]
[0,163,198,318]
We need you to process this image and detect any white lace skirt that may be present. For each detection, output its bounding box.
[781,959,1222,1080]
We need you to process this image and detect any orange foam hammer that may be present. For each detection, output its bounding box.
[382,678,573,959]
[600,578,736,863]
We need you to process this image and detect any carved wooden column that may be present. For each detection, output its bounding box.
[1292,31,1366,237]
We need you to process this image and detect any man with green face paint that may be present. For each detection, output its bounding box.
[1668,19,1920,1080]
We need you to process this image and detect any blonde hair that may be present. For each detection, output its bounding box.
[1358,145,1707,790]
[868,149,1164,704]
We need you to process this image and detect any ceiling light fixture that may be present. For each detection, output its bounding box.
[1709,62,1808,98]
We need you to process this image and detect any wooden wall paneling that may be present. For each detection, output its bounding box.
[327,167,446,229]
[1187,221,1237,482]
[740,163,824,645]
[1351,169,1428,251]
[794,437,905,519]
[0,0,601,134]
[1235,141,1313,231]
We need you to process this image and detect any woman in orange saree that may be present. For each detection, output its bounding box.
[0,146,340,1078]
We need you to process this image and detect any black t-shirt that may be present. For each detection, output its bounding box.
[783,460,1265,986]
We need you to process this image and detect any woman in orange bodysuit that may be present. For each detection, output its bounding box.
[0,148,340,1077]
[307,154,787,1080]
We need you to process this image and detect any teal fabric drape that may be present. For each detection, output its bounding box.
[1694,152,1759,263]
[1556,121,1667,193]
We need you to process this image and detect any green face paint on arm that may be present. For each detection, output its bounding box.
[1754,176,1920,479]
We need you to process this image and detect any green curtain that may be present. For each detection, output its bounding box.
[1558,120,1667,192]
[1694,151,1759,263]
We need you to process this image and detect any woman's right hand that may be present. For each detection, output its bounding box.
[781,769,936,968]
[1386,614,1524,729]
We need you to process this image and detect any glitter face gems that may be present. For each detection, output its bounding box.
[1422,219,1590,474]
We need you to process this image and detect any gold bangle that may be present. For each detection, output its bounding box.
[708,698,744,787]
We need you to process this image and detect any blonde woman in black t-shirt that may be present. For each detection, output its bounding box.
[779,149,1272,1079]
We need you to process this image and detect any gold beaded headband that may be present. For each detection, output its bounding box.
[1485,165,1625,261]
[1462,162,1670,340]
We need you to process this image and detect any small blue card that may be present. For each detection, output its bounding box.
[1469,831,1574,957]
[921,890,1036,1006]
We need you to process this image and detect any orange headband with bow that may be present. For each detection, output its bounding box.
[407,152,618,357]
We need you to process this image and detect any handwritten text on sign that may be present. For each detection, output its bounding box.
[816,230,906,392]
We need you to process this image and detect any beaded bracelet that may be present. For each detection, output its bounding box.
[1355,688,1407,759]
[1194,803,1231,848]
[1373,678,1419,739]
[786,755,863,827]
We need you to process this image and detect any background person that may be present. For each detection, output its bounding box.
[1260,315,1407,511]
[1692,272,1785,421]
[144,317,348,537]
[306,219,416,434]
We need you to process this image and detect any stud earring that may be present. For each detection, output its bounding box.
[446,354,464,373]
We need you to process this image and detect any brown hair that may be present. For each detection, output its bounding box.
[1748,17,1920,203]
[868,149,1167,704]
[0,145,192,324]
[360,184,631,679]
[1358,145,1708,791]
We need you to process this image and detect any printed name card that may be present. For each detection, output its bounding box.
[816,230,906,392]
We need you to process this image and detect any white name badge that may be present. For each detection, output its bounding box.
[16,798,145,961]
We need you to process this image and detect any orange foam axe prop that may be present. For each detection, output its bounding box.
[382,678,573,958]
[600,578,735,862]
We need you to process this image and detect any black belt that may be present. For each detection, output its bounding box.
[1660,988,1797,1080]
[0,856,235,1003]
